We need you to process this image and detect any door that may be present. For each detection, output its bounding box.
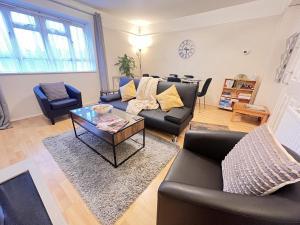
[269,32,300,154]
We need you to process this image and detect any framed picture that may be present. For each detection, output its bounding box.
[276,32,299,83]
[0,160,67,225]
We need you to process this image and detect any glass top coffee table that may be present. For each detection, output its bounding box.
[70,106,145,168]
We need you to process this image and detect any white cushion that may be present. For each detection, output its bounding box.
[222,124,300,196]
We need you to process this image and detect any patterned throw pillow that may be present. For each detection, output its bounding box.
[156,85,184,112]
[120,80,136,102]
[40,82,69,101]
[222,124,300,196]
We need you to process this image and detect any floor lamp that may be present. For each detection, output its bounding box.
[129,31,152,76]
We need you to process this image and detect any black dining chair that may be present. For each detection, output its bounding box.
[197,78,212,109]
[184,75,194,79]
[167,77,181,82]
[151,75,160,78]
[142,74,150,77]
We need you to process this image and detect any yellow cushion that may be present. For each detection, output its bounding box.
[156,85,184,111]
[120,80,136,101]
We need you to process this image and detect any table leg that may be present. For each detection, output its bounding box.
[112,145,117,168]
[71,114,78,138]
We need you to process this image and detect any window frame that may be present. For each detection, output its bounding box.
[0,5,96,75]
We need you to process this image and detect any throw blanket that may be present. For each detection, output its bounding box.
[126,77,159,115]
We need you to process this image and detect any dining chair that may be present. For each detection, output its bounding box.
[142,74,150,77]
[151,75,160,78]
[167,77,181,82]
[184,75,194,79]
[197,78,212,109]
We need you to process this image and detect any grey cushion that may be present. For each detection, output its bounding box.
[40,82,69,101]
[50,98,78,110]
[100,93,121,102]
[165,107,192,124]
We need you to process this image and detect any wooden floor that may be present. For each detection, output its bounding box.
[0,104,258,225]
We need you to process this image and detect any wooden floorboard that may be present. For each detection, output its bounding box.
[0,104,258,225]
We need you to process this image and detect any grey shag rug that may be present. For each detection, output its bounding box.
[43,130,178,225]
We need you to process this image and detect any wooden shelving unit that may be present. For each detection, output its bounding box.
[218,78,257,111]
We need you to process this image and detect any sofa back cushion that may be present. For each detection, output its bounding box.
[157,82,198,108]
[119,77,140,89]
[119,77,198,108]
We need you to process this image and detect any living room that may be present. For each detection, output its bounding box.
[0,0,300,225]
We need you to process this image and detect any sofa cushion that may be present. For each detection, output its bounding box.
[50,98,78,110]
[156,85,184,111]
[119,77,140,89]
[222,124,300,196]
[157,81,198,108]
[120,80,136,101]
[40,82,69,101]
[165,107,192,124]
[165,149,223,190]
[100,93,121,102]
[108,100,128,111]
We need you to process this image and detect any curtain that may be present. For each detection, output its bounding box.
[0,85,10,129]
[93,13,109,91]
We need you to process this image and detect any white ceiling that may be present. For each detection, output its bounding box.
[75,0,256,23]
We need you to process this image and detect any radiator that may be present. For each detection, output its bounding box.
[275,106,300,155]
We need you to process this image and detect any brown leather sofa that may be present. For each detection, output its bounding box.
[157,130,300,225]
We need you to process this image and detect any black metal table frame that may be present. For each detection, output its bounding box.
[70,114,145,168]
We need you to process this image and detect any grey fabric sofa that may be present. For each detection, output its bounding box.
[100,77,198,136]
[157,130,300,225]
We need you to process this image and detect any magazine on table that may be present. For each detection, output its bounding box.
[96,114,129,133]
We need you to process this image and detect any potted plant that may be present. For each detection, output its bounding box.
[115,54,136,78]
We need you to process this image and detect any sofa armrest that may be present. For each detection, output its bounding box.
[164,107,192,124]
[100,93,121,102]
[65,84,82,102]
[183,130,246,162]
[33,86,51,116]
[158,181,300,225]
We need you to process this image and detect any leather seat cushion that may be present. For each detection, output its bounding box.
[165,149,223,190]
[50,98,78,110]
[164,107,192,124]
[108,100,128,111]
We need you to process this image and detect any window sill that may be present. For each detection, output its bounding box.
[0,71,98,76]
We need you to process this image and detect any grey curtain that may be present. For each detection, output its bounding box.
[0,85,10,129]
[94,13,109,91]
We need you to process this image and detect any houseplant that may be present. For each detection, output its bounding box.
[115,54,136,78]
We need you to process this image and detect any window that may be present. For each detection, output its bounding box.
[0,7,95,73]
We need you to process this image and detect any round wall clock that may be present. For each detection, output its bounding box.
[178,40,195,59]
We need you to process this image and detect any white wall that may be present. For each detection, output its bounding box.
[255,5,300,111]
[0,0,133,121]
[103,28,138,89]
[142,16,280,106]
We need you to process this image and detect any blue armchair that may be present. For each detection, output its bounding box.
[33,84,82,125]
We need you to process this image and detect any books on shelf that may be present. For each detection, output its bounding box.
[225,79,235,88]
[219,78,257,111]
[219,98,232,109]
[96,114,129,133]
[238,93,252,100]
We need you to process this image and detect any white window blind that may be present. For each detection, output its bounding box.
[0,6,96,73]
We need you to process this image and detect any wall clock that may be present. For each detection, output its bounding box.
[178,40,195,59]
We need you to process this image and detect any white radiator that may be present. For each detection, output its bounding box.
[275,106,300,155]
